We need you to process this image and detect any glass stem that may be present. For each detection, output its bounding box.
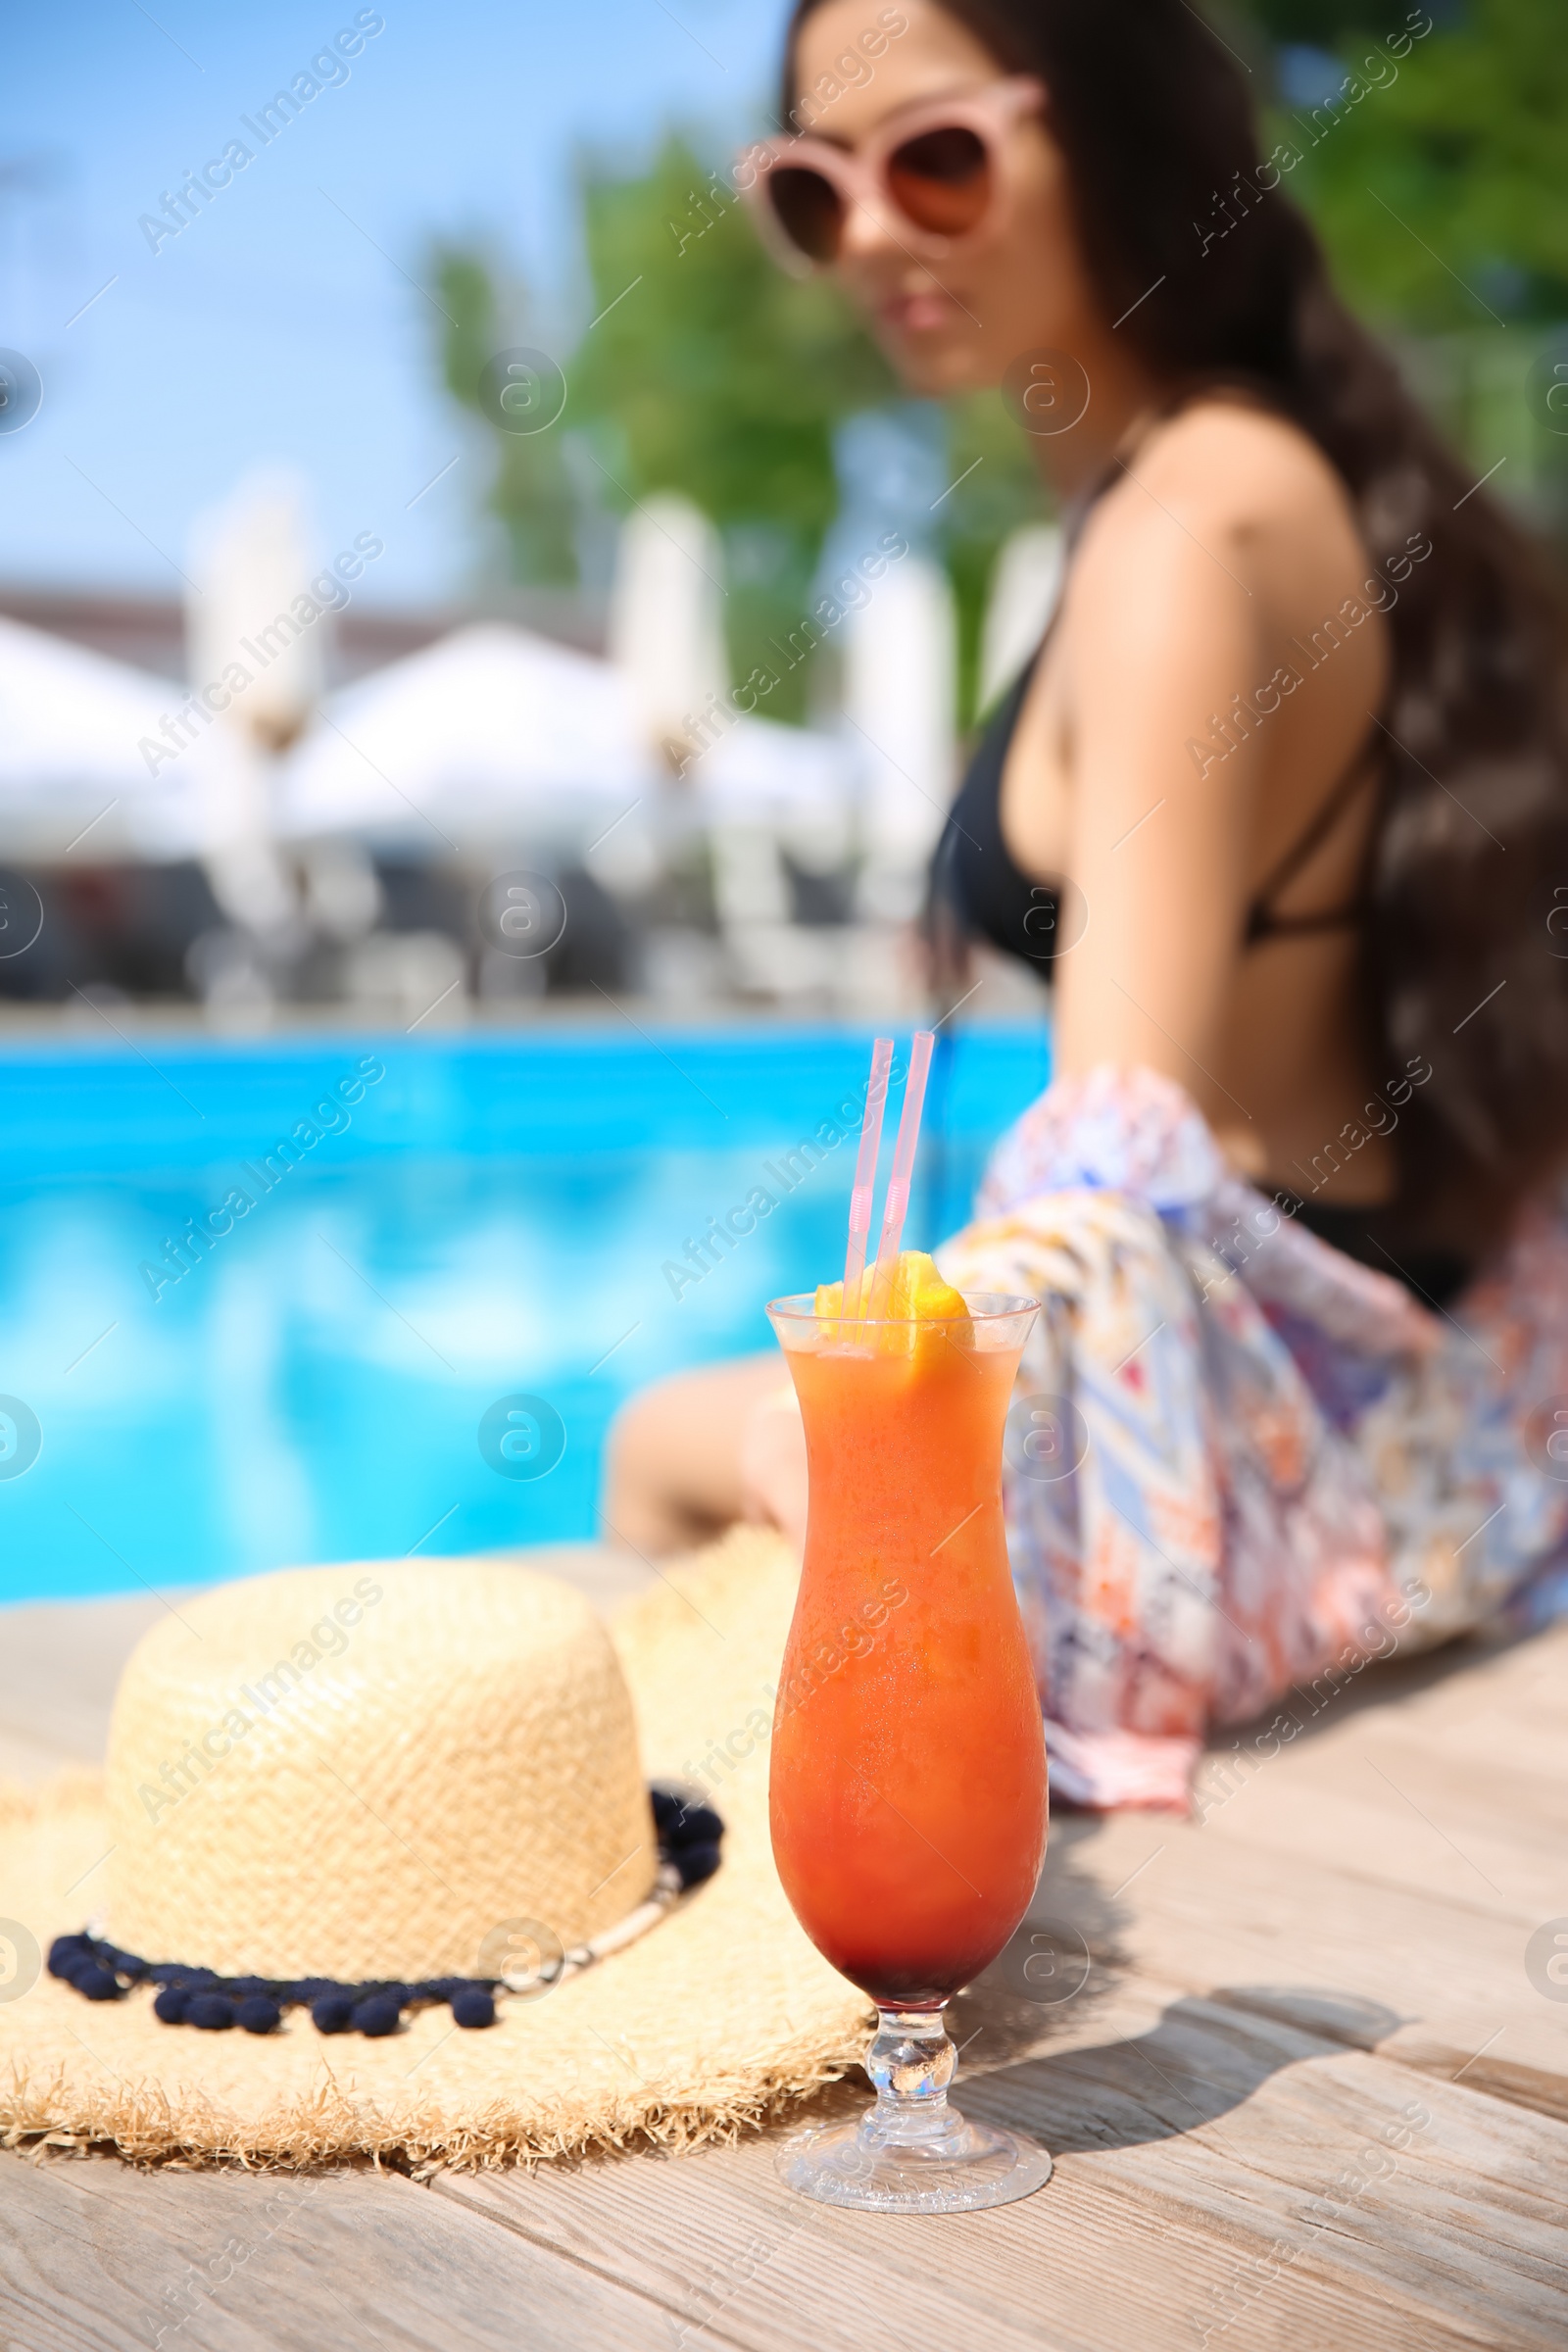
[862,2004,960,2147]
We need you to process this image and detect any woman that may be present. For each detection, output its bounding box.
[606,0,1568,1802]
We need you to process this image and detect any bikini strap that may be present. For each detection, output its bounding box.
[1245,738,1383,944]
[1245,895,1372,945]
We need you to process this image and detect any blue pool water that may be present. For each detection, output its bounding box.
[0,1022,1050,1603]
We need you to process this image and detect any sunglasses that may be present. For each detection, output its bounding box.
[737,78,1045,275]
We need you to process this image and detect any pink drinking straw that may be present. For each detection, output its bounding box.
[867,1029,936,1316]
[842,1037,894,1316]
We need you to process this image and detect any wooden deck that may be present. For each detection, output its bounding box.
[3,1550,1566,2351]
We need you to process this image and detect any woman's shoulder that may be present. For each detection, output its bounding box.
[1070,389,1372,618]
[1152,389,1349,507]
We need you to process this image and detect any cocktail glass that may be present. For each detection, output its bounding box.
[765,1289,1050,2214]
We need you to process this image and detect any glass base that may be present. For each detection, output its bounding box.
[776,2106,1053,2213]
[775,2003,1053,2213]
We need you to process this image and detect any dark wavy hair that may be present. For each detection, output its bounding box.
[785,0,1568,1246]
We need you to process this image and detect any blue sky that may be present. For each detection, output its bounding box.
[0,0,789,608]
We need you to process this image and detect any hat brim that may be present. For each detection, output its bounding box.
[0,1528,870,2170]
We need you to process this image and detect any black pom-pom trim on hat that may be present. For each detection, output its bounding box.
[47,1783,724,2039]
[186,1991,236,2031]
[236,1995,282,2034]
[670,1839,722,1890]
[352,1993,403,2038]
[73,1963,122,2002]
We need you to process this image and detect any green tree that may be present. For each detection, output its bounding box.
[938,390,1052,723]
[1243,0,1568,328]
[1235,0,1568,523]
[564,134,897,720]
[433,245,580,586]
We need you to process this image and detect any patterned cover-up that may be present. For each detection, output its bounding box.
[936,1066,1568,1809]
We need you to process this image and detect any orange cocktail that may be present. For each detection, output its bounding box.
[767,1284,1046,2008]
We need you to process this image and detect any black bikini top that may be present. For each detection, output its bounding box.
[932,643,1380,972]
[929,415,1380,974]
[927,662,1477,1302]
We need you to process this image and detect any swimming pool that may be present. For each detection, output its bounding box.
[0,1021,1050,1603]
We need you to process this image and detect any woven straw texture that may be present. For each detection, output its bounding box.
[105,1558,655,1979]
[0,1529,871,2170]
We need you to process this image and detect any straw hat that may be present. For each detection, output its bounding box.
[0,1530,870,2169]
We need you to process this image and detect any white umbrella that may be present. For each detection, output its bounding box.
[979,523,1064,710]
[275,623,662,852]
[607,494,729,761]
[843,556,956,917]
[187,471,323,755]
[694,711,854,828]
[0,615,211,862]
[184,470,319,933]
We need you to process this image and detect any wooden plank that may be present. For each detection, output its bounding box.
[1028,1808,1568,2120]
[0,2149,686,2352]
[0,1594,164,1777]
[1195,1727,1564,1922]
[1310,1620,1568,1739]
[1211,1619,1568,1789]
[481,1541,657,1619]
[433,1971,1568,2352]
[1209,1761,1566,1908]
[971,1621,1568,2127]
[0,1724,73,1783]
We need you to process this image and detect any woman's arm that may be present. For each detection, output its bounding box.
[1051,483,1267,1158]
